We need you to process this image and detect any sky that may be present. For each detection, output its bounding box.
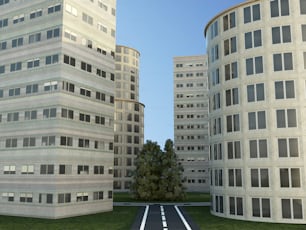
[116,0,243,146]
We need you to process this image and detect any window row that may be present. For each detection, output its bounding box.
[2,164,112,175]
[211,167,302,188]
[1,136,113,151]
[212,196,303,220]
[1,190,113,204]
[211,137,299,161]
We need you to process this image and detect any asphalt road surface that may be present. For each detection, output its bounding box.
[131,204,200,230]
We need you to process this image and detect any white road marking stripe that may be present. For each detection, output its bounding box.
[140,205,149,230]
[174,205,192,230]
[162,220,167,227]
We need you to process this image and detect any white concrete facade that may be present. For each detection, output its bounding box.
[173,55,210,192]
[114,45,145,191]
[0,0,116,219]
[205,0,306,223]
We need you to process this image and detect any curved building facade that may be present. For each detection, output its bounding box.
[205,0,306,223]
[114,45,144,191]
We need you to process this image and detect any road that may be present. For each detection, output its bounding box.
[131,204,200,230]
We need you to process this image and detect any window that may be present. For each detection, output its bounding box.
[214,196,224,213]
[223,12,235,31]
[96,92,106,101]
[80,88,91,97]
[0,0,9,6]
[282,199,303,219]
[245,30,262,49]
[46,54,59,65]
[228,169,242,187]
[224,37,237,56]
[93,191,104,200]
[273,53,293,71]
[250,139,268,158]
[248,111,266,130]
[212,143,222,160]
[23,137,36,147]
[7,112,19,122]
[108,191,113,199]
[278,138,298,157]
[210,45,219,63]
[65,4,78,16]
[26,84,38,94]
[276,109,297,128]
[62,82,75,92]
[47,28,60,39]
[0,89,3,98]
[44,81,58,91]
[78,139,89,148]
[212,117,222,135]
[97,23,107,33]
[12,14,24,24]
[81,61,92,72]
[244,4,260,23]
[43,108,56,118]
[27,59,40,69]
[58,193,71,203]
[3,165,16,174]
[246,56,263,75]
[79,113,90,122]
[95,116,105,125]
[41,136,55,146]
[225,88,239,106]
[21,165,34,174]
[280,168,301,187]
[10,62,22,72]
[77,165,89,174]
[226,114,240,132]
[214,169,223,186]
[275,81,295,99]
[0,41,7,51]
[229,197,243,216]
[20,193,33,203]
[271,0,289,17]
[227,141,241,159]
[252,198,271,218]
[39,193,53,204]
[63,55,76,66]
[247,83,265,102]
[0,65,4,74]
[60,136,73,146]
[30,9,42,19]
[59,165,72,175]
[82,13,93,25]
[251,168,269,187]
[48,4,61,14]
[76,192,88,202]
[0,18,8,28]
[40,164,54,174]
[94,166,104,174]
[64,30,77,41]
[2,193,14,202]
[272,26,291,44]
[212,93,221,110]
[5,138,17,148]
[225,62,238,80]
[9,88,20,96]
[29,33,41,43]
[61,108,74,119]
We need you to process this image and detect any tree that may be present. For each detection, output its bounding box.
[131,139,186,201]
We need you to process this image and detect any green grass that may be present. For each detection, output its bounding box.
[0,206,138,230]
[114,192,210,202]
[185,206,306,230]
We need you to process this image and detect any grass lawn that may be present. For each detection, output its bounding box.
[185,206,306,230]
[0,206,138,230]
[113,192,210,202]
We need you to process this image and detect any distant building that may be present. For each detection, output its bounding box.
[114,45,145,191]
[173,55,210,192]
[0,0,116,219]
[205,0,306,224]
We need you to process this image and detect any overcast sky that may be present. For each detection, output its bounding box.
[116,0,243,146]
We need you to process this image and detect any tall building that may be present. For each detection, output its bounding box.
[205,0,306,223]
[114,45,144,192]
[0,0,116,219]
[173,55,210,192]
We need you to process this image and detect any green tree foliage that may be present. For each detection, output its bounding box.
[131,139,186,201]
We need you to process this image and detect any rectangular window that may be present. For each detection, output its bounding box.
[43,108,56,118]
[252,198,271,218]
[2,192,15,202]
[77,165,89,174]
[272,26,291,44]
[61,108,74,119]
[224,36,237,56]
[24,110,37,120]
[225,62,238,81]
[280,168,301,187]
[44,81,58,91]
[48,4,61,14]
[63,55,76,66]
[79,113,90,122]
[276,109,297,128]
[0,18,8,28]
[62,82,75,92]
[227,141,241,159]
[29,33,41,44]
[80,88,91,97]
[40,164,54,174]
[275,80,295,99]
[246,56,263,75]
[82,13,93,25]
[58,193,71,203]
[273,53,293,71]
[23,137,36,147]
[228,169,242,187]
[41,136,55,146]
[20,193,33,203]
[47,28,60,39]
[282,199,303,219]
[0,65,4,74]
[226,114,240,132]
[3,165,16,174]
[30,9,42,19]
[76,192,89,202]
[8,88,20,97]
[0,41,7,51]
[278,138,298,157]
[81,61,92,72]
[21,165,34,174]
[59,165,72,175]
[245,30,262,49]
[251,168,269,187]
[93,191,104,200]
[26,84,38,94]
[46,54,59,65]
[94,165,104,174]
[10,62,22,72]
[225,88,239,106]
[247,83,265,102]
[229,197,243,216]
[27,59,40,69]
[244,4,260,23]
[60,136,73,146]
[271,0,289,17]
[248,111,266,130]
[78,139,90,148]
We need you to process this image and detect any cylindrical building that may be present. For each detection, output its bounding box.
[114,45,145,191]
[205,0,306,223]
